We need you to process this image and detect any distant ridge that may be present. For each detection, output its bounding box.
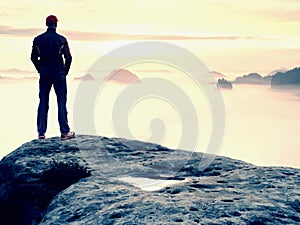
[74,74,95,81]
[233,73,272,85]
[0,68,35,75]
[271,67,300,88]
[212,66,300,89]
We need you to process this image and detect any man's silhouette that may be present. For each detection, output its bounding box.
[31,15,75,140]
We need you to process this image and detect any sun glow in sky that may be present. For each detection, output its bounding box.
[1,0,300,77]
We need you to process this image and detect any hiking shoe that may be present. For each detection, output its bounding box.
[38,134,45,139]
[61,131,75,140]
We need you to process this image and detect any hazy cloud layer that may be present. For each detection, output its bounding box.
[134,69,171,73]
[0,76,37,83]
[0,68,35,75]
[0,25,42,37]
[0,25,252,41]
[63,30,249,41]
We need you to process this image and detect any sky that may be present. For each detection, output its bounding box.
[1,0,300,77]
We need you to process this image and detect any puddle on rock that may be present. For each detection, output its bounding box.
[118,176,188,191]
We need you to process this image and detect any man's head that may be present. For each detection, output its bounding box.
[46,15,58,28]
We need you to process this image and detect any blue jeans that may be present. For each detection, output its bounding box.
[37,74,70,135]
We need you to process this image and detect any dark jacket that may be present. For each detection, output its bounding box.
[31,28,72,76]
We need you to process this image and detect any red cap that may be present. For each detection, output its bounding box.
[46,15,58,23]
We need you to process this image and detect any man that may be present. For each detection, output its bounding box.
[31,15,75,140]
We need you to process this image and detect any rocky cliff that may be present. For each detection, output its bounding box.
[0,135,299,225]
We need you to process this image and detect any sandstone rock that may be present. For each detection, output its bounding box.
[0,135,299,224]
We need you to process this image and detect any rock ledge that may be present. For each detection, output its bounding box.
[0,135,299,225]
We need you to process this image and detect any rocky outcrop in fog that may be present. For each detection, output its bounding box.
[271,67,300,88]
[233,73,272,85]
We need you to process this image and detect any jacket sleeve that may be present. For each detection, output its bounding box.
[62,40,72,75]
[30,39,40,73]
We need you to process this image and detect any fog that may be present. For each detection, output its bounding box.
[1,78,299,169]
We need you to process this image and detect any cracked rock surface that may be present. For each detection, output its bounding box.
[0,135,299,225]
